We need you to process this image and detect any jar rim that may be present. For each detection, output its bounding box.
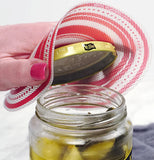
[36,84,126,130]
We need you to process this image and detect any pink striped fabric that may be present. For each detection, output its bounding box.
[4,2,149,110]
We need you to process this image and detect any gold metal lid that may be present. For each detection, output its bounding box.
[54,41,116,60]
[53,41,117,85]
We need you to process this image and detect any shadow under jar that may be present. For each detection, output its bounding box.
[29,84,132,160]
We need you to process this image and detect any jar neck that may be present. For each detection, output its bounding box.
[36,84,126,132]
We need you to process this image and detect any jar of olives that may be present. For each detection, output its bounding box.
[29,84,132,160]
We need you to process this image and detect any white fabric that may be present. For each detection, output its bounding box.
[0,0,154,159]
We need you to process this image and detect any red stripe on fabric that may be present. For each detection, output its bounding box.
[55,34,94,48]
[35,35,48,60]
[119,28,149,93]
[58,26,113,44]
[67,3,129,21]
[34,38,44,59]
[10,87,26,95]
[68,3,100,12]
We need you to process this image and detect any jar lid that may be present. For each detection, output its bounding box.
[53,41,117,85]
[4,2,149,110]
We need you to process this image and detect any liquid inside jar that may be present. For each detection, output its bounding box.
[30,134,132,160]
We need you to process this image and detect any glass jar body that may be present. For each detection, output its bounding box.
[29,85,133,160]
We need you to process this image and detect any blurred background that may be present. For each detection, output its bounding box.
[0,0,154,159]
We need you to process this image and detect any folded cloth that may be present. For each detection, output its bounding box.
[133,123,154,160]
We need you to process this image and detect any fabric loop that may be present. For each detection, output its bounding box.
[4,2,149,110]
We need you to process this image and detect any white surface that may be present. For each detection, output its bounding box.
[0,0,154,159]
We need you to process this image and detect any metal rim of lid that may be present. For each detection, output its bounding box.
[54,41,116,60]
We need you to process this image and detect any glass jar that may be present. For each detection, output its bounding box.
[29,84,132,160]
